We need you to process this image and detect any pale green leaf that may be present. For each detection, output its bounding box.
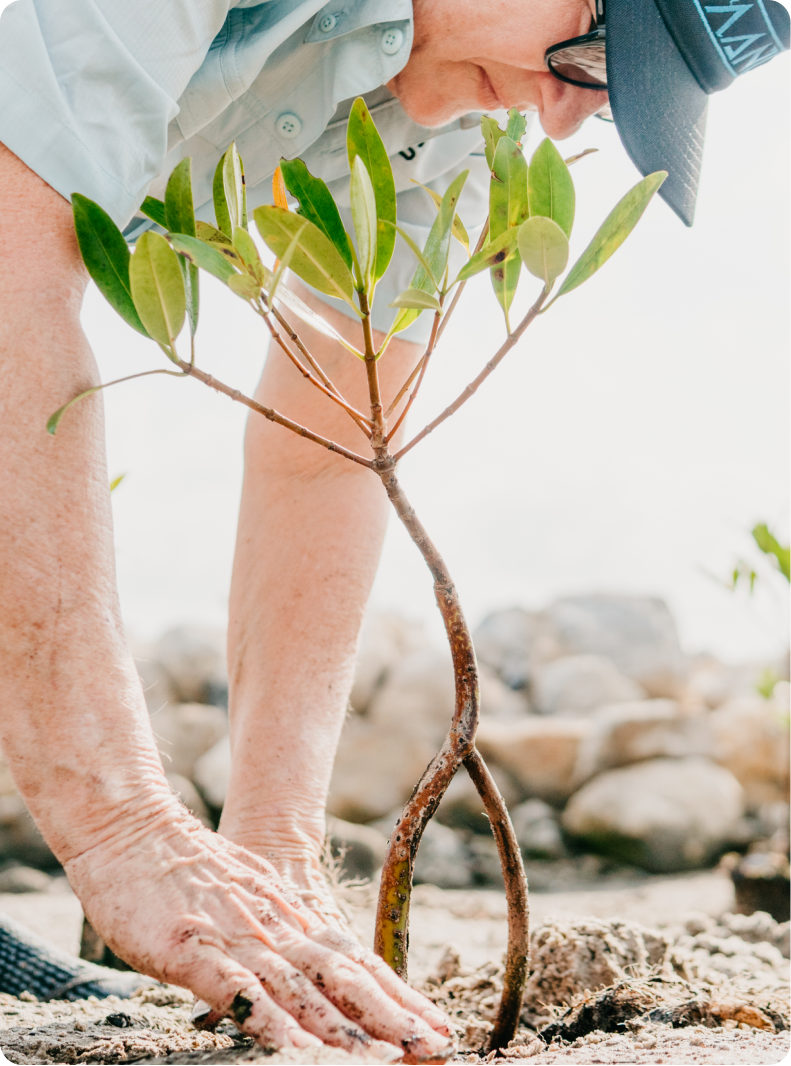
[350,155,377,289]
[528,138,575,237]
[481,115,507,170]
[129,231,186,346]
[453,228,520,284]
[489,136,528,324]
[505,108,527,143]
[410,180,470,253]
[196,221,232,245]
[228,273,261,301]
[213,143,246,237]
[170,233,237,283]
[232,225,265,284]
[389,288,442,311]
[565,148,598,167]
[517,216,569,288]
[554,171,667,300]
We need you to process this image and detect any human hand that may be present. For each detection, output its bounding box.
[64,807,452,1062]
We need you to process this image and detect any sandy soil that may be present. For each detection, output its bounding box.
[0,872,787,1065]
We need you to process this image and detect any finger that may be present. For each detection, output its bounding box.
[231,941,402,1062]
[312,925,452,1036]
[271,933,452,1060]
[181,950,322,1050]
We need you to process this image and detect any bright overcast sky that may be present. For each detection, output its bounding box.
[40,32,788,664]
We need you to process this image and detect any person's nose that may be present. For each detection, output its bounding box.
[537,74,608,139]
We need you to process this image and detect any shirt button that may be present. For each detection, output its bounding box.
[380,27,405,55]
[275,113,302,140]
[318,13,337,32]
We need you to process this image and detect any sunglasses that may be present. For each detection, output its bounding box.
[544,0,612,120]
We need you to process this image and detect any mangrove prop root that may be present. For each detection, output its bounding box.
[464,747,530,1050]
[373,459,529,1046]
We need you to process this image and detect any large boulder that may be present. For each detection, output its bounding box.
[577,699,711,778]
[154,626,228,706]
[562,756,744,872]
[151,703,228,780]
[708,693,790,810]
[510,799,566,859]
[473,608,562,691]
[546,595,687,696]
[350,613,425,714]
[326,816,388,881]
[434,764,521,833]
[531,654,645,716]
[476,717,595,805]
[413,821,473,889]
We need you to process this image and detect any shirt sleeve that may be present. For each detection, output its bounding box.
[0,0,232,226]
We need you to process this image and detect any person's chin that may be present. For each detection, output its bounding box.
[387,76,472,128]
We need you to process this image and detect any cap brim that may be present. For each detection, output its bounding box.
[607,0,708,226]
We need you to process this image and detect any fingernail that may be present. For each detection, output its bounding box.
[370,1039,405,1063]
[288,1029,323,1048]
[421,1007,451,1033]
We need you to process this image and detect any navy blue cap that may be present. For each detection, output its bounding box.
[607,0,789,224]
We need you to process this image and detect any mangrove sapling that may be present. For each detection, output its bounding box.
[53,100,665,1051]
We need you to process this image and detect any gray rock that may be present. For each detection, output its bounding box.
[412,821,473,889]
[467,835,503,886]
[510,799,567,859]
[477,716,596,805]
[531,654,646,716]
[708,694,790,810]
[473,608,562,690]
[0,794,55,869]
[192,736,230,810]
[326,817,388,881]
[151,703,228,781]
[154,626,228,706]
[165,773,212,827]
[434,764,520,833]
[546,595,687,697]
[562,756,744,872]
[0,864,53,893]
[350,613,425,714]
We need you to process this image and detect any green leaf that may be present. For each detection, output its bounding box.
[253,205,358,313]
[554,171,667,300]
[390,169,468,334]
[481,115,507,171]
[565,148,598,167]
[279,157,354,272]
[350,155,378,290]
[47,385,105,435]
[232,225,266,285]
[140,196,167,228]
[517,216,569,289]
[109,473,126,492]
[213,143,246,238]
[752,523,790,581]
[72,194,149,337]
[489,136,529,326]
[196,221,232,246]
[130,231,186,346]
[528,138,575,238]
[227,273,261,301]
[347,97,397,281]
[453,228,521,284]
[389,288,442,311]
[170,233,238,284]
[390,223,440,289]
[410,180,470,254]
[164,159,196,238]
[505,108,527,144]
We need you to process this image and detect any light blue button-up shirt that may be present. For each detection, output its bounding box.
[0,0,521,336]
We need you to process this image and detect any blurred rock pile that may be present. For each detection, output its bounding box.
[0,597,788,904]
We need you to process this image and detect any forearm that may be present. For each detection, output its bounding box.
[0,143,173,864]
[220,285,421,855]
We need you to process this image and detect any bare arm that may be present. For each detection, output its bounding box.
[0,142,449,1059]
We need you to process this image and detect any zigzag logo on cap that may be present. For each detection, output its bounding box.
[693,0,785,76]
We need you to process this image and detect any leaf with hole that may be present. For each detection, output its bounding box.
[253,206,358,312]
[130,231,186,347]
[279,157,354,272]
[528,138,575,238]
[554,171,667,300]
[481,115,507,171]
[453,228,520,284]
[517,216,569,289]
[347,97,397,282]
[389,288,442,311]
[350,155,378,290]
[72,194,149,337]
[170,234,238,284]
[505,108,527,144]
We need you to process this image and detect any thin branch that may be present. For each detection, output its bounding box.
[258,308,373,436]
[359,291,385,452]
[384,309,441,444]
[394,287,547,462]
[434,220,489,346]
[269,305,371,437]
[172,355,373,469]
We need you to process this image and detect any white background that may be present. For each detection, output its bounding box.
[11,1,786,662]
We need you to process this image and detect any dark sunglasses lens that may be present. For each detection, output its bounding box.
[547,43,607,88]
